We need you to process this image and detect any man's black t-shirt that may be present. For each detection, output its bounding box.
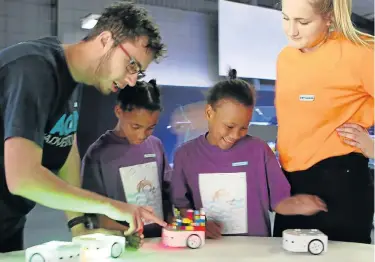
[0,37,82,242]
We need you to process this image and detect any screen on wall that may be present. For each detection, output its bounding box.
[218,0,288,80]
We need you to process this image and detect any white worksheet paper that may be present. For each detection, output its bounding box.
[199,172,248,234]
[119,162,164,224]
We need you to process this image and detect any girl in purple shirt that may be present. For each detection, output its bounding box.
[81,80,172,246]
[170,69,327,239]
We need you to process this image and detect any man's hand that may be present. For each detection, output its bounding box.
[205,220,223,239]
[125,231,144,250]
[107,203,165,236]
[336,123,374,158]
[71,226,122,238]
[123,218,144,250]
[70,215,123,238]
[70,224,87,238]
[71,215,144,250]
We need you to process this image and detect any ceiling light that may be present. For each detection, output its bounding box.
[81,14,101,30]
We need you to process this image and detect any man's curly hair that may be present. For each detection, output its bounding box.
[83,1,166,62]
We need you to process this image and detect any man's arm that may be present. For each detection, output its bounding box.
[57,135,85,235]
[6,137,114,215]
[3,57,166,232]
[3,58,112,215]
[2,57,164,233]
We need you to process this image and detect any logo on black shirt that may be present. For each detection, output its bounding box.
[44,111,79,148]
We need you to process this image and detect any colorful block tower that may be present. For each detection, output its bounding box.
[168,208,206,232]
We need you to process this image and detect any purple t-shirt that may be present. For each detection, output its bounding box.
[171,134,290,237]
[81,130,172,237]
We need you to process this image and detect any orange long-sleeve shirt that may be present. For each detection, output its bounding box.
[275,32,374,172]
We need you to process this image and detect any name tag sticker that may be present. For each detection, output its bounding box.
[144,153,156,158]
[232,161,248,167]
[299,95,315,102]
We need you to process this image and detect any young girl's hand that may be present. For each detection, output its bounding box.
[275,194,328,216]
[292,194,328,215]
[205,220,223,239]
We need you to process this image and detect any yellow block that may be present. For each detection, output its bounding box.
[200,223,205,226]
[185,226,194,231]
[182,218,191,224]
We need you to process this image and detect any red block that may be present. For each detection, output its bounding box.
[186,209,194,220]
[193,226,205,231]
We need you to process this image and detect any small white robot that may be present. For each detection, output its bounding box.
[162,208,206,249]
[25,241,81,262]
[72,233,126,258]
[282,229,328,255]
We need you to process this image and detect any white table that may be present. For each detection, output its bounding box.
[0,237,373,262]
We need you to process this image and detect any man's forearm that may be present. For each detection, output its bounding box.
[14,165,113,216]
[58,136,85,227]
[98,215,129,231]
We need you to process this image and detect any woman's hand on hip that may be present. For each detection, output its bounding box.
[337,123,374,159]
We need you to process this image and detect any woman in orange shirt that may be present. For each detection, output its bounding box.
[273,0,374,244]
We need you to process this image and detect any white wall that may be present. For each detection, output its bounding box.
[219,0,287,80]
[58,0,220,87]
[0,0,52,49]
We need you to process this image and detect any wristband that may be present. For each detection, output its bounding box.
[67,216,86,230]
[67,214,98,230]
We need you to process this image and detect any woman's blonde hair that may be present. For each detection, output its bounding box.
[312,0,374,47]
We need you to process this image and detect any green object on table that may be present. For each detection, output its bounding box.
[125,233,141,250]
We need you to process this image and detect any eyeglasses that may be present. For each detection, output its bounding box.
[118,44,146,80]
